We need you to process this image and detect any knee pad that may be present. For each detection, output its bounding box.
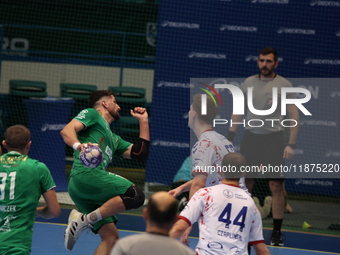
[120,185,145,210]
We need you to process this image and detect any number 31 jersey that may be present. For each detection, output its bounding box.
[179,184,264,255]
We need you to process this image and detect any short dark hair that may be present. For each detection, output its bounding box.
[88,90,113,108]
[5,125,31,150]
[192,94,218,124]
[147,194,178,228]
[258,47,278,61]
[221,152,246,180]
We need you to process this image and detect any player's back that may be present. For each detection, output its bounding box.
[181,184,261,255]
[0,152,52,250]
[192,130,234,187]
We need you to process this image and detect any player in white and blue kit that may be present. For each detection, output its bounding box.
[168,94,249,244]
[170,153,270,255]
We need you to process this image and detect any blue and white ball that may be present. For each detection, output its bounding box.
[80,145,103,168]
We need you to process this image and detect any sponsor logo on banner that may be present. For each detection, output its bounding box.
[146,23,157,47]
[325,151,340,157]
[310,0,340,6]
[157,81,192,88]
[296,86,319,99]
[152,139,190,148]
[188,52,226,59]
[161,21,199,29]
[330,91,340,97]
[245,55,283,62]
[2,38,29,56]
[41,123,66,131]
[304,58,340,65]
[277,27,315,35]
[295,149,304,155]
[251,0,289,4]
[220,25,257,32]
[295,179,333,186]
[300,119,337,127]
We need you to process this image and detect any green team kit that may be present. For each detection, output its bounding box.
[69,108,134,232]
[0,152,55,254]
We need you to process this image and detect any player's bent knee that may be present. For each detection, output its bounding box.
[120,185,145,210]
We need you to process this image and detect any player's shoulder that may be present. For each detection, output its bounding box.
[75,108,98,118]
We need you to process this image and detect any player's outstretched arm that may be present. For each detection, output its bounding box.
[168,180,194,197]
[253,243,270,255]
[60,119,85,150]
[169,219,190,239]
[36,189,61,219]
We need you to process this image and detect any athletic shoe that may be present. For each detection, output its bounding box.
[270,230,284,246]
[64,209,92,251]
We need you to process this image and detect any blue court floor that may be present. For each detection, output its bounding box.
[32,221,340,255]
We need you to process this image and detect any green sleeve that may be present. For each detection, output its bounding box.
[74,108,99,128]
[113,134,132,157]
[37,162,56,193]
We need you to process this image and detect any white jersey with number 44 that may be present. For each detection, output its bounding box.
[179,184,264,255]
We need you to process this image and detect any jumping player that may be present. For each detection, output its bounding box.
[60,90,149,254]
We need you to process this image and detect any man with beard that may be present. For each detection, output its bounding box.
[227,47,299,247]
[60,90,149,254]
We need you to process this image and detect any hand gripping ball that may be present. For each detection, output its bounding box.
[80,145,103,168]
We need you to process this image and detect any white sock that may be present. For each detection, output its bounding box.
[86,209,102,224]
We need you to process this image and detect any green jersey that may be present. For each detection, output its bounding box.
[72,108,132,173]
[0,152,56,254]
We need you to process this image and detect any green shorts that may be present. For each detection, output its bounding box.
[68,169,134,233]
[0,247,30,255]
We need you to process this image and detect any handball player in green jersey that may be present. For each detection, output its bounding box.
[0,125,60,255]
[60,90,149,254]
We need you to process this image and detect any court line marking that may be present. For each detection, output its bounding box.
[34,222,339,254]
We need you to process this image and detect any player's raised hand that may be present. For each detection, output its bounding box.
[130,107,148,119]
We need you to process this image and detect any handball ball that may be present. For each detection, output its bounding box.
[80,145,103,168]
